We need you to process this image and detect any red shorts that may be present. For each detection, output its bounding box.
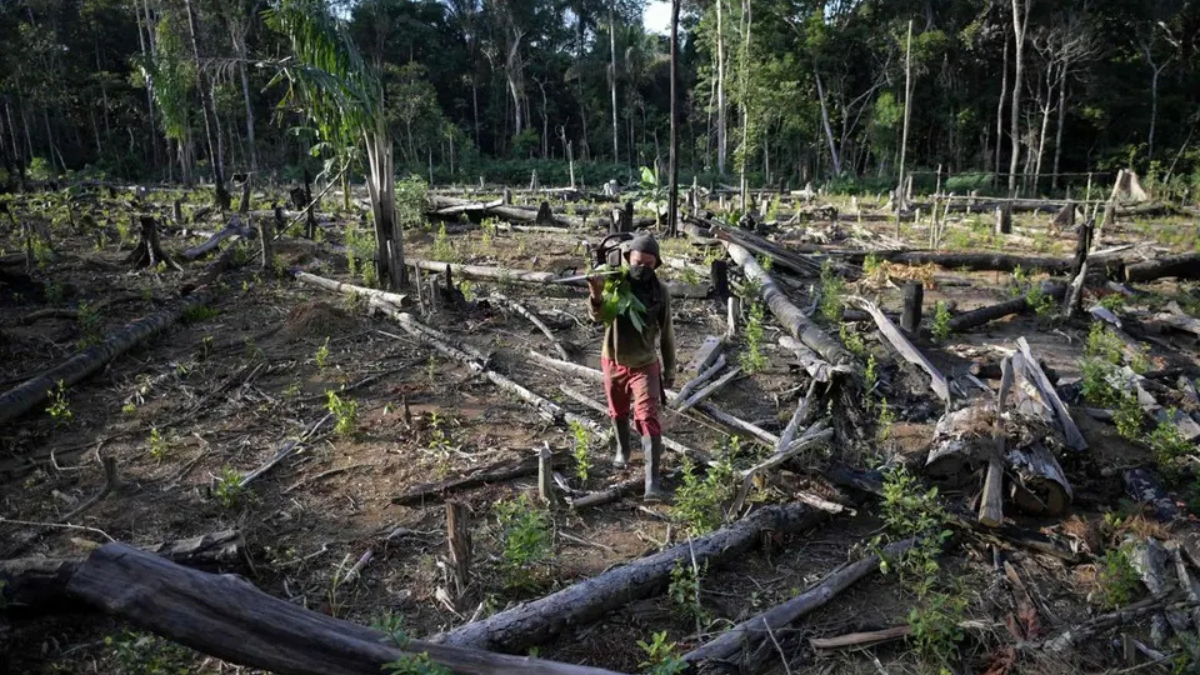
[602,358,662,437]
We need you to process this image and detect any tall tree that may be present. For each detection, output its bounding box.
[1008,0,1029,195]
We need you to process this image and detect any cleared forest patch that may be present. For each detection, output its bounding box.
[3,181,1200,675]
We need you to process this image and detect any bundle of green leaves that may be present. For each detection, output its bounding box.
[594,264,649,333]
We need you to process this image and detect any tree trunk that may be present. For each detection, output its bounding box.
[668,0,680,237]
[1051,64,1068,191]
[55,543,628,675]
[233,31,257,172]
[716,0,726,176]
[1125,253,1200,283]
[183,0,229,209]
[814,65,841,178]
[607,12,619,163]
[946,282,1066,332]
[1008,0,1028,196]
[897,20,913,204]
[0,291,214,427]
[431,504,827,653]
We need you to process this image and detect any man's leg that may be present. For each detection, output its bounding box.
[629,362,666,501]
[602,358,634,468]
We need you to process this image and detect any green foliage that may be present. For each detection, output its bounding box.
[1086,322,1124,365]
[76,301,103,347]
[595,266,649,333]
[1113,393,1144,440]
[864,354,878,395]
[668,558,709,627]
[739,303,767,373]
[931,301,952,341]
[212,466,246,509]
[382,654,453,675]
[182,304,220,324]
[637,631,687,675]
[372,612,409,647]
[907,591,967,664]
[1026,283,1056,319]
[122,402,137,415]
[45,280,65,304]
[326,390,359,437]
[569,419,592,484]
[673,453,736,536]
[148,427,168,460]
[315,337,331,369]
[1097,545,1141,609]
[818,260,844,323]
[431,222,458,262]
[1148,413,1194,471]
[494,493,554,591]
[877,398,896,442]
[839,323,866,357]
[105,630,195,675]
[46,380,73,423]
[344,218,377,286]
[862,253,882,277]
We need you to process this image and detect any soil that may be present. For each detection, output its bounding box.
[2,185,1200,675]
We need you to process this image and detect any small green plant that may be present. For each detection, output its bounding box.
[45,281,65,304]
[931,301,952,341]
[432,223,457,262]
[1026,283,1056,319]
[283,382,302,399]
[673,453,736,536]
[668,558,709,628]
[757,253,773,273]
[907,590,967,664]
[494,493,554,591]
[372,612,409,647]
[1148,413,1193,472]
[480,219,496,249]
[212,466,245,509]
[425,410,454,460]
[877,397,896,442]
[818,260,845,323]
[1097,544,1141,609]
[569,419,592,483]
[1113,393,1144,440]
[739,303,767,373]
[383,653,453,675]
[864,354,878,395]
[122,402,137,415]
[46,379,73,423]
[106,629,196,674]
[326,390,359,437]
[862,252,882,277]
[315,337,331,369]
[839,323,867,356]
[76,301,103,347]
[426,354,437,383]
[1086,322,1125,365]
[460,280,477,302]
[182,304,220,324]
[148,427,168,460]
[637,631,688,675]
[115,218,133,246]
[1099,293,1126,312]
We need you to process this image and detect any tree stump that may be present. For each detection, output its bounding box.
[446,502,471,602]
[900,282,923,337]
[125,216,182,271]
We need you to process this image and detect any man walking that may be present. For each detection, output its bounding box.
[587,234,676,501]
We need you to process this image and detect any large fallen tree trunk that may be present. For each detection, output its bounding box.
[293,271,410,308]
[847,296,950,403]
[183,218,252,260]
[841,250,1074,275]
[724,242,851,366]
[1125,253,1200,283]
[409,259,709,300]
[0,291,214,427]
[431,503,828,653]
[682,538,915,673]
[49,542,630,675]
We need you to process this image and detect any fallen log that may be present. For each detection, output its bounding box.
[1125,253,1200,283]
[946,282,1066,333]
[778,336,843,382]
[870,251,1073,275]
[294,271,410,308]
[183,219,252,260]
[682,537,916,670]
[847,296,950,403]
[393,454,565,507]
[672,354,728,406]
[1,529,242,614]
[56,542,630,675]
[725,242,851,366]
[409,259,707,300]
[431,503,828,653]
[489,292,571,360]
[676,367,742,413]
[1016,337,1087,451]
[1152,312,1200,338]
[0,291,214,427]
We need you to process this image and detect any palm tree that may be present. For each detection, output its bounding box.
[265,0,406,289]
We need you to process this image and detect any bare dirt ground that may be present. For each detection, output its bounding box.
[2,185,1200,675]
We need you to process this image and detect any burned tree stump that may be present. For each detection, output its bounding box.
[125,216,182,271]
[901,281,923,338]
[446,502,471,602]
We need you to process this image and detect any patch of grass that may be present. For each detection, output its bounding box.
[105,629,196,674]
[569,419,592,484]
[494,493,554,591]
[739,303,767,374]
[931,301,952,341]
[326,390,359,437]
[1097,544,1141,609]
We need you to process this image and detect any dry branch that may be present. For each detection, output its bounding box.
[294,271,409,308]
[489,292,570,360]
[676,367,742,413]
[682,538,916,668]
[431,503,828,653]
[847,295,950,403]
[672,354,728,406]
[0,291,214,427]
[393,454,565,507]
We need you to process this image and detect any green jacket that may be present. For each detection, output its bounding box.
[589,280,676,382]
